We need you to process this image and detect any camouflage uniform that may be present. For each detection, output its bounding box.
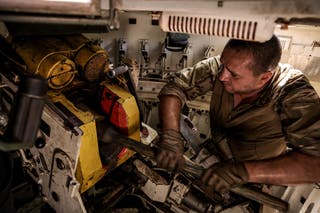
[159,57,320,161]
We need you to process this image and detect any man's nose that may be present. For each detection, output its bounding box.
[219,68,230,82]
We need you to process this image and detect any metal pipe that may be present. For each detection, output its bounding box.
[0,14,111,26]
[107,65,129,79]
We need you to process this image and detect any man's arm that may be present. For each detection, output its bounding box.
[158,95,182,131]
[157,57,220,131]
[156,57,219,170]
[245,71,320,185]
[156,94,185,170]
[252,72,320,185]
[245,151,320,185]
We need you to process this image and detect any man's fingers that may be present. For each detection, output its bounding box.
[201,169,213,185]
[156,151,167,167]
[200,162,249,193]
[156,128,184,170]
[156,150,183,171]
[207,174,218,186]
[166,153,179,171]
[177,156,186,170]
[162,154,172,169]
[156,150,173,169]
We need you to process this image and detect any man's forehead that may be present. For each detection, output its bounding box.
[220,48,256,76]
[221,49,253,67]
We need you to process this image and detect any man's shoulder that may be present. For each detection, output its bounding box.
[278,63,304,79]
[271,63,319,103]
[275,63,310,89]
[195,56,221,68]
[187,56,221,80]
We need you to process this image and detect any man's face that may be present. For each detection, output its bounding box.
[219,48,267,95]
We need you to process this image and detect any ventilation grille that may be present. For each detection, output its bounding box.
[160,13,276,42]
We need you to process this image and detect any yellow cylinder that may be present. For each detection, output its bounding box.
[60,34,109,82]
[12,36,77,89]
[74,44,108,82]
[37,53,76,89]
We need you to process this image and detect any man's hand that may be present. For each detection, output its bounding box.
[201,162,249,193]
[156,129,185,171]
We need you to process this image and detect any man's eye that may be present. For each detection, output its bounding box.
[230,72,237,77]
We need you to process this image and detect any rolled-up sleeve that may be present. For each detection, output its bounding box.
[158,57,220,105]
[280,76,320,156]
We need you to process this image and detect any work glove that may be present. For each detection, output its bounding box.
[156,129,185,171]
[201,162,249,193]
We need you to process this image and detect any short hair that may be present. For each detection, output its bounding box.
[223,35,282,75]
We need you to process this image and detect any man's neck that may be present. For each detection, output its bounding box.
[233,89,263,108]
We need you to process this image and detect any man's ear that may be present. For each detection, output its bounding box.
[260,71,273,84]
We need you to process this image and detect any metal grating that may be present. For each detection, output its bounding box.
[167,15,258,40]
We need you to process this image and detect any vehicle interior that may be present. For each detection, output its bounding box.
[0,0,319,212]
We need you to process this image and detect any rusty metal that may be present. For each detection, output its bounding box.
[61,34,109,82]
[75,45,108,82]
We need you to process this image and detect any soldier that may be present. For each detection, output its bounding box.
[156,35,320,192]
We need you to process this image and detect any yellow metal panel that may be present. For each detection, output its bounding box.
[77,121,107,193]
[48,91,107,193]
[47,91,95,124]
[48,82,141,193]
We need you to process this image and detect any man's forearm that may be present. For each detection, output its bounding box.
[157,95,185,170]
[159,95,182,130]
[245,151,320,185]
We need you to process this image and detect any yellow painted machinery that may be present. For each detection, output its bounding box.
[11,35,109,89]
[1,34,142,212]
[18,80,141,212]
